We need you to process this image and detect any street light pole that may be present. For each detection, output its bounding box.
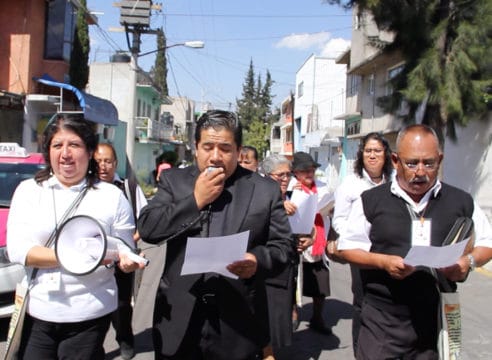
[125,38,204,177]
[137,41,204,57]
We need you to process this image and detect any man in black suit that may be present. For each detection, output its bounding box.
[138,110,295,360]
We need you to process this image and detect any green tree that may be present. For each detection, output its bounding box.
[150,28,168,96]
[326,0,492,141]
[69,0,90,89]
[237,62,276,159]
[236,59,257,129]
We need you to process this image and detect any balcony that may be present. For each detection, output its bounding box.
[135,116,173,142]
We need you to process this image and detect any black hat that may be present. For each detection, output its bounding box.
[292,152,321,171]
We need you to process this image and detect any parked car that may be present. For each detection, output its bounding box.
[0,143,45,317]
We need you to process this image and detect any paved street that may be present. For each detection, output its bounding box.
[1,242,492,359]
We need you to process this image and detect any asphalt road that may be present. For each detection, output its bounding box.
[1,243,492,359]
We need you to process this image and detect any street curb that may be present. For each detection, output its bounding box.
[476,267,492,278]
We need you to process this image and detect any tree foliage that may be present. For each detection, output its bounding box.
[236,60,276,159]
[69,0,90,90]
[149,28,168,96]
[325,0,492,140]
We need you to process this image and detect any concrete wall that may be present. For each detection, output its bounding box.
[442,117,492,221]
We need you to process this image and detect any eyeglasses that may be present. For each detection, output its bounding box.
[364,148,384,155]
[397,156,439,171]
[269,172,292,180]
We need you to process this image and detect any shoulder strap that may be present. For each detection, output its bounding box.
[29,186,89,282]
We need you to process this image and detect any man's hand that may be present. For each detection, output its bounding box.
[284,200,297,215]
[226,253,257,279]
[382,255,415,279]
[439,254,470,282]
[194,167,226,209]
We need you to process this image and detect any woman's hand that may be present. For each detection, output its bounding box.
[117,251,147,273]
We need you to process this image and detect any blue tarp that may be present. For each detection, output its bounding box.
[34,75,119,126]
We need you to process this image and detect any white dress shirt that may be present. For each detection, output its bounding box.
[7,177,135,322]
[332,169,387,237]
[338,179,492,251]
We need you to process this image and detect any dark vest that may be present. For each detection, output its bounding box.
[359,182,474,312]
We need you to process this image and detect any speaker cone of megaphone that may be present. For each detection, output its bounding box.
[55,215,107,275]
[55,215,149,276]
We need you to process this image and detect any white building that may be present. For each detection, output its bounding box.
[294,54,347,185]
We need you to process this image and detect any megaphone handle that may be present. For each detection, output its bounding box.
[125,252,150,266]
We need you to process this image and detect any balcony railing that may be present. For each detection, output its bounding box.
[135,116,173,142]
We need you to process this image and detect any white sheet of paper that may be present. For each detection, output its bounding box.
[403,239,470,268]
[288,189,318,234]
[181,231,250,279]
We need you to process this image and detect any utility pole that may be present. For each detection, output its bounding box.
[118,0,157,177]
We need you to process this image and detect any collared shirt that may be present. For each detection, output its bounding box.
[7,177,134,322]
[338,179,492,251]
[332,169,388,236]
[113,173,148,218]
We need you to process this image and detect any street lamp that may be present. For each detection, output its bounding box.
[138,41,205,57]
[125,40,204,176]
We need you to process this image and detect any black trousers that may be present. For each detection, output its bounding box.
[111,266,134,345]
[19,313,111,360]
[156,295,262,360]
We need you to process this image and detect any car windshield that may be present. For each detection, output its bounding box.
[0,163,45,207]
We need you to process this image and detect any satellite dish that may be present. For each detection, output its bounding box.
[55,215,148,276]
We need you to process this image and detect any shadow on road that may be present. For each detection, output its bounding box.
[275,298,353,360]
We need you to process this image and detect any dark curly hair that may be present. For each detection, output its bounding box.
[353,132,393,179]
[35,113,99,188]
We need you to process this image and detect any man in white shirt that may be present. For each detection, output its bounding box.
[338,124,492,359]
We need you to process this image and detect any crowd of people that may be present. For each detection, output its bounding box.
[5,110,492,360]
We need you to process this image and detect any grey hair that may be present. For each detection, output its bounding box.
[261,154,291,175]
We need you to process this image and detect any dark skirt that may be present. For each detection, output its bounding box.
[302,260,330,297]
[265,262,296,348]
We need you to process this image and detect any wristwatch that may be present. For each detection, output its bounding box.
[467,253,476,272]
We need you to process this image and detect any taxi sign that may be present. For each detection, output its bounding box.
[0,143,28,158]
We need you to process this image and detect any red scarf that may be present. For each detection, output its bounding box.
[301,182,326,256]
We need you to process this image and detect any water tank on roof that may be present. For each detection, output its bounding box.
[110,53,131,63]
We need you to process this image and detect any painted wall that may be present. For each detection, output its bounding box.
[442,117,492,222]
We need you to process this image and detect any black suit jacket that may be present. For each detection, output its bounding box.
[138,165,295,358]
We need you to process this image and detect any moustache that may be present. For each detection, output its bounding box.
[410,175,430,184]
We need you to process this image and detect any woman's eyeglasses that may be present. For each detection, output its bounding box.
[269,172,291,180]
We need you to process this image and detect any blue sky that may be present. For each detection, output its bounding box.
[87,0,352,111]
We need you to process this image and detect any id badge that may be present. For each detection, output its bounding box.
[42,270,61,291]
[411,219,431,246]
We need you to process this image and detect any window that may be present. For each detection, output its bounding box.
[137,100,142,116]
[368,74,375,95]
[297,81,304,98]
[44,0,76,61]
[349,75,360,96]
[272,126,281,139]
[387,64,404,95]
[354,13,362,30]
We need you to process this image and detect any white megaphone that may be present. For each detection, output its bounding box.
[55,215,149,276]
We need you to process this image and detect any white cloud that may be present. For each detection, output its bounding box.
[320,38,351,58]
[275,32,350,58]
[275,32,332,50]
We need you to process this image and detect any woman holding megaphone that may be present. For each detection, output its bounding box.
[6,114,146,360]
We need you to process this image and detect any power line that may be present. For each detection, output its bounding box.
[164,13,351,19]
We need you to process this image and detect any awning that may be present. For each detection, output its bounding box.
[34,75,118,126]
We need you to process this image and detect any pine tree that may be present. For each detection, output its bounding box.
[325,0,492,140]
[151,28,168,96]
[236,59,257,129]
[237,61,276,159]
[69,0,90,90]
